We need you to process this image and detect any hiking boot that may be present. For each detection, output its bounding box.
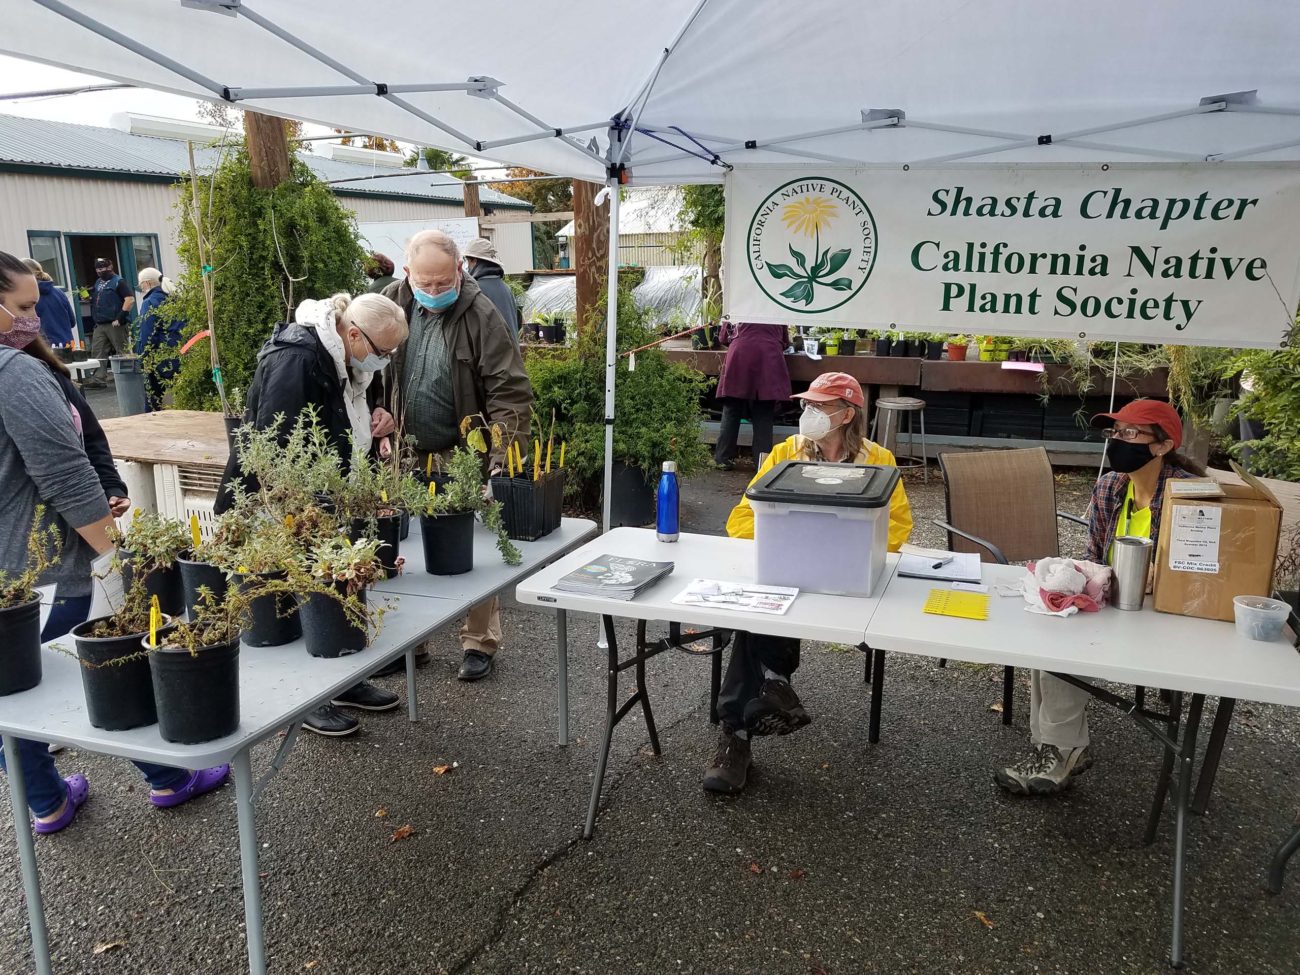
[744,678,811,737]
[332,681,400,711]
[994,744,1093,796]
[458,650,493,681]
[702,729,752,795]
[301,703,360,737]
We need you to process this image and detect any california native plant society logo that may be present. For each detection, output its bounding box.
[746,178,877,314]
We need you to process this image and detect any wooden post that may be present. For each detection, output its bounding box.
[243,111,292,189]
[463,179,483,217]
[573,179,610,334]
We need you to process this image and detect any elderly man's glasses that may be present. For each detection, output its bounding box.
[1102,426,1156,443]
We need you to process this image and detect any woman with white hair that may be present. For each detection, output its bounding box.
[216,290,408,737]
[135,267,184,410]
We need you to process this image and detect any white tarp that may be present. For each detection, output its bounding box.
[356,216,479,279]
[725,164,1300,347]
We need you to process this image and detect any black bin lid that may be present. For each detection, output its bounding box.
[745,461,900,509]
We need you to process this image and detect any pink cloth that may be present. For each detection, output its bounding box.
[1039,589,1103,613]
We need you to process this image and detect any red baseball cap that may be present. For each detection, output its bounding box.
[793,372,865,409]
[1091,399,1183,450]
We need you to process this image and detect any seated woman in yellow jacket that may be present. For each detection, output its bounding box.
[707,372,913,795]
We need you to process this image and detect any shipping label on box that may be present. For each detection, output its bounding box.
[1168,506,1222,574]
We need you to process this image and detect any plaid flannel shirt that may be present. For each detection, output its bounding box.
[1084,464,1197,563]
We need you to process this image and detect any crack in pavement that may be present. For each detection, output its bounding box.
[446,696,710,974]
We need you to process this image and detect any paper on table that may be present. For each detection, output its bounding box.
[897,552,982,584]
[89,551,124,620]
[671,578,798,616]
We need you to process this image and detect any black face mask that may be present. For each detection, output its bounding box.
[1106,439,1156,474]
[96,268,113,279]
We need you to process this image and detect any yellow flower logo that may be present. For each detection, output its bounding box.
[780,196,837,238]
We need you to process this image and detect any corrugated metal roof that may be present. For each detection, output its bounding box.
[0,113,531,209]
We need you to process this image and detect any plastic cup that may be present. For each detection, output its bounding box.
[1232,595,1290,642]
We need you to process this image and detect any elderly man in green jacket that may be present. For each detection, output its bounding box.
[376,229,532,681]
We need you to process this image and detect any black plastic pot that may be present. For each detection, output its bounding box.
[491,473,564,541]
[608,462,654,528]
[839,338,857,357]
[148,634,240,744]
[300,584,368,658]
[538,324,558,343]
[874,338,892,357]
[349,513,402,579]
[1009,349,1027,362]
[71,347,89,362]
[178,555,228,621]
[73,618,165,731]
[121,552,185,618]
[925,340,944,360]
[420,511,475,575]
[0,596,42,696]
[554,321,567,345]
[399,510,410,541]
[235,571,300,647]
[524,322,541,342]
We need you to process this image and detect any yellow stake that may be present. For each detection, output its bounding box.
[149,595,161,649]
[132,507,141,523]
[560,442,566,469]
[533,439,541,481]
[380,489,388,504]
[545,437,554,474]
[515,441,524,475]
[425,453,433,477]
[189,513,202,550]
[506,447,515,479]
[284,513,295,530]
[428,480,436,498]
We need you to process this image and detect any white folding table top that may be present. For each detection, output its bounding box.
[374,517,597,601]
[515,528,892,645]
[865,564,1300,708]
[0,593,462,769]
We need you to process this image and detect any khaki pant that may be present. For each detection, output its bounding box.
[90,322,127,380]
[459,596,501,655]
[1029,670,1091,750]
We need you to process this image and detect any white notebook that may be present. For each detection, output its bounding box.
[897,551,982,584]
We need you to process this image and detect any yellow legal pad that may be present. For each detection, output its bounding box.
[923,588,989,621]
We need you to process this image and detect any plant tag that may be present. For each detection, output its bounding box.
[284,514,295,530]
[425,454,433,476]
[89,551,124,620]
[189,514,202,550]
[149,595,161,649]
[428,481,436,498]
[628,352,637,372]
[380,490,388,503]
[132,507,142,523]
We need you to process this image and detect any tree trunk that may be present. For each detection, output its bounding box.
[463,179,483,217]
[702,234,722,319]
[573,180,610,334]
[243,111,293,189]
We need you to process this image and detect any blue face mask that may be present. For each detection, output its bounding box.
[349,353,389,373]
[413,284,458,312]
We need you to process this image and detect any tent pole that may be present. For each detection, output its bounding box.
[602,182,622,533]
[1097,341,1120,483]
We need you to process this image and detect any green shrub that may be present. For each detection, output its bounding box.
[1229,330,1300,480]
[165,146,365,410]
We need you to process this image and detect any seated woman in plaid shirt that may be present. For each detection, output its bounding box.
[996,400,1205,796]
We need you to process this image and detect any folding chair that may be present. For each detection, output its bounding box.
[933,447,1087,724]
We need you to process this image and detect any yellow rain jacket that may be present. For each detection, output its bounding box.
[725,435,913,551]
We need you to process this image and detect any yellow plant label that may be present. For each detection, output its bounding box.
[149,595,161,648]
[189,514,202,550]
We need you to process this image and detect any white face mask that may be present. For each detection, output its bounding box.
[799,405,844,441]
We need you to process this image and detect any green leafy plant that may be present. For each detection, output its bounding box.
[407,446,521,566]
[224,407,342,523]
[1228,327,1300,479]
[302,535,386,597]
[228,522,307,576]
[764,201,852,306]
[84,577,156,639]
[109,511,191,573]
[0,506,61,610]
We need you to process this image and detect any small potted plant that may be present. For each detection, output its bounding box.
[870,330,892,357]
[891,332,914,357]
[177,512,246,620]
[489,414,566,542]
[410,443,522,576]
[112,511,191,617]
[229,525,306,647]
[947,334,969,362]
[71,579,168,731]
[331,447,404,580]
[922,332,947,360]
[838,329,858,357]
[0,509,60,696]
[536,311,562,344]
[298,535,386,658]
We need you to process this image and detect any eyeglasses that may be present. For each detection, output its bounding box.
[357,328,397,358]
[1102,426,1156,443]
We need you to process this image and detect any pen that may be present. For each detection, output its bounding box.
[931,557,954,569]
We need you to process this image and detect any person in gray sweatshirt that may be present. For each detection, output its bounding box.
[0,251,229,834]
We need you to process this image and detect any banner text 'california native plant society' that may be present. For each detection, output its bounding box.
[723,165,1300,347]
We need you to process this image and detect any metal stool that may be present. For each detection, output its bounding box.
[870,396,928,482]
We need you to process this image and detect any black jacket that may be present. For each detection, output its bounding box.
[215,323,351,514]
[45,364,127,499]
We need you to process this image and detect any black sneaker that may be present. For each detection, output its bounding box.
[331,680,400,711]
[371,649,431,678]
[702,729,752,794]
[744,678,811,737]
[457,650,493,682]
[302,703,360,737]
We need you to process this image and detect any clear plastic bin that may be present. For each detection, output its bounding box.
[746,461,899,597]
[1232,595,1290,642]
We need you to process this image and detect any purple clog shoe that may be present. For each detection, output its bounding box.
[34,774,89,835]
[149,765,231,809]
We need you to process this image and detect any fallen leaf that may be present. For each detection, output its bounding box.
[258,872,269,879]
[973,910,995,929]
[989,702,1004,714]
[374,807,388,818]
[433,762,459,776]
[390,824,415,843]
[788,868,808,881]
[820,763,830,770]
[749,862,761,875]
[304,963,319,971]
[93,942,126,955]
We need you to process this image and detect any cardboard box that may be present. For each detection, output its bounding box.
[1153,464,1282,622]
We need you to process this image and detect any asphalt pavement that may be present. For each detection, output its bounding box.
[2,456,1299,975]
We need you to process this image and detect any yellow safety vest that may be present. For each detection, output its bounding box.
[1109,481,1152,566]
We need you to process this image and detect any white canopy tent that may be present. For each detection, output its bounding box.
[9,0,1300,529]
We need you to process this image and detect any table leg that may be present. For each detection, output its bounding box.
[1191,698,1235,816]
[1169,694,1205,970]
[863,644,873,684]
[406,648,419,723]
[1145,691,1184,846]
[232,749,268,975]
[635,620,661,756]
[557,608,570,747]
[1001,666,1015,726]
[584,615,620,840]
[2,734,52,975]
[868,645,884,744]
[1266,821,1300,895]
[709,642,722,726]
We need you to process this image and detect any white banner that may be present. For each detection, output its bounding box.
[724,165,1300,347]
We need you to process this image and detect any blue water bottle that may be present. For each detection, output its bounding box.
[656,461,679,542]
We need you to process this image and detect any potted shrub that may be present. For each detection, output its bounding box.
[0,509,60,696]
[177,512,246,620]
[489,416,567,541]
[838,330,858,357]
[870,330,892,357]
[229,525,305,647]
[410,444,521,575]
[298,536,386,658]
[947,334,969,362]
[330,448,404,580]
[922,333,947,360]
[112,511,191,617]
[536,311,562,344]
[71,579,168,731]
[890,333,913,358]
